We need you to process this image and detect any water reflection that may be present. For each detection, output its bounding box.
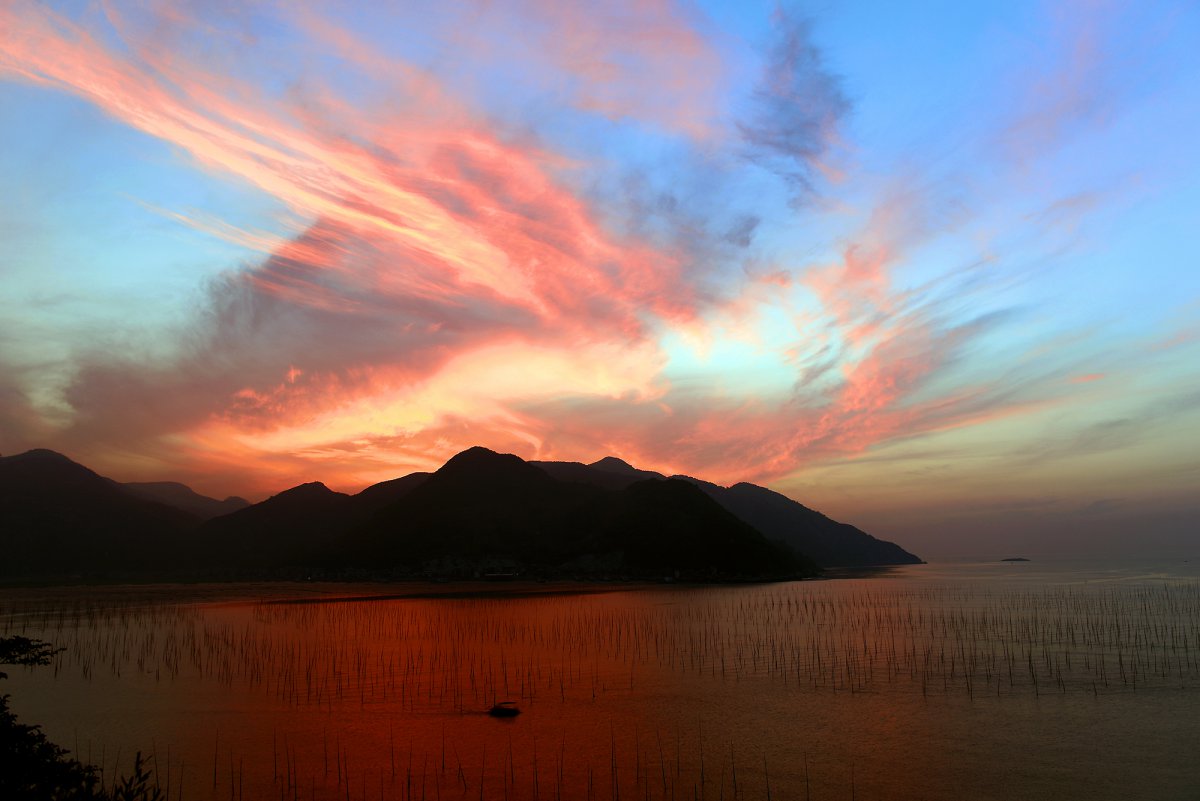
[2,564,1199,800]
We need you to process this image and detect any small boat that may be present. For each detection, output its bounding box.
[488,701,521,717]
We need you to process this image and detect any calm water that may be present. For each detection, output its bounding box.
[3,559,1199,800]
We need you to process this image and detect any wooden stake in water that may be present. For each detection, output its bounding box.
[532,736,539,801]
[610,722,619,801]
[472,743,482,801]
[730,744,737,801]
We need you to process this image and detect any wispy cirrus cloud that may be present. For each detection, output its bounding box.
[1,0,1192,520]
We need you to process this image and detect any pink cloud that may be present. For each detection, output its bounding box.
[0,1,1069,500]
[997,0,1154,170]
[1,2,700,330]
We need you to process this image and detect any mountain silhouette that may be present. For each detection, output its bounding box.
[196,482,352,568]
[351,472,430,515]
[351,447,597,567]
[190,471,433,571]
[0,450,198,577]
[122,481,249,520]
[350,447,810,578]
[704,481,919,566]
[534,456,662,491]
[533,458,919,567]
[590,478,805,575]
[1,446,914,579]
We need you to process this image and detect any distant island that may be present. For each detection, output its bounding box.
[0,446,921,583]
[1001,557,1031,562]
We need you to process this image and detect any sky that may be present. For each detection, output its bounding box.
[1,0,1198,558]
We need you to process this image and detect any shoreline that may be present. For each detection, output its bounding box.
[0,575,826,608]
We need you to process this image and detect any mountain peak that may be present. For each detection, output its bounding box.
[287,480,332,491]
[441,446,525,471]
[122,481,251,520]
[1,449,103,484]
[436,447,549,485]
[272,481,342,501]
[589,456,639,474]
[444,445,503,464]
[10,448,76,464]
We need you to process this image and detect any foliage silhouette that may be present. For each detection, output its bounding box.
[1,636,162,801]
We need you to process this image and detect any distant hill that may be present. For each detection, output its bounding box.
[534,458,920,567]
[191,471,433,569]
[350,447,811,578]
[353,447,597,567]
[196,482,352,568]
[534,456,662,490]
[185,446,808,578]
[708,482,920,567]
[1,445,914,580]
[0,450,198,577]
[351,472,430,515]
[122,481,249,520]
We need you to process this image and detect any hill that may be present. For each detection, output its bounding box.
[122,481,249,519]
[0,450,198,577]
[533,458,920,567]
[349,447,811,578]
[195,482,353,568]
[1,446,914,579]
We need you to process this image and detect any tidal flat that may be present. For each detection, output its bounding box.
[3,560,1199,800]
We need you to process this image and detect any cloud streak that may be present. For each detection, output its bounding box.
[1,0,1193,525]
[739,11,848,200]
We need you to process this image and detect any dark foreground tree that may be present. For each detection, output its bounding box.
[1,636,161,800]
[0,635,63,679]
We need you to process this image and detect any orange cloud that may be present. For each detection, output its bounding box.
[0,1,1078,502]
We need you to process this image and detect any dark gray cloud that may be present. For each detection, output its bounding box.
[56,219,538,448]
[738,13,849,202]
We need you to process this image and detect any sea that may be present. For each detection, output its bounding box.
[2,557,1198,800]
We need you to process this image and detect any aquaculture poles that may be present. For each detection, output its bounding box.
[11,571,1200,801]
[610,722,620,801]
[730,744,738,801]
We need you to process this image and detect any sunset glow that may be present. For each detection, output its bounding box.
[2,0,1197,554]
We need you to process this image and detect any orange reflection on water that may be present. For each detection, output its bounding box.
[4,575,1200,800]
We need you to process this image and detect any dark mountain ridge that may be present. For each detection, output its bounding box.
[122,481,249,519]
[532,459,920,567]
[196,482,352,568]
[0,450,198,576]
[345,447,810,578]
[1,446,917,580]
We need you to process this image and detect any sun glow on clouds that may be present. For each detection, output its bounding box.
[217,338,667,451]
[1,0,1198,533]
